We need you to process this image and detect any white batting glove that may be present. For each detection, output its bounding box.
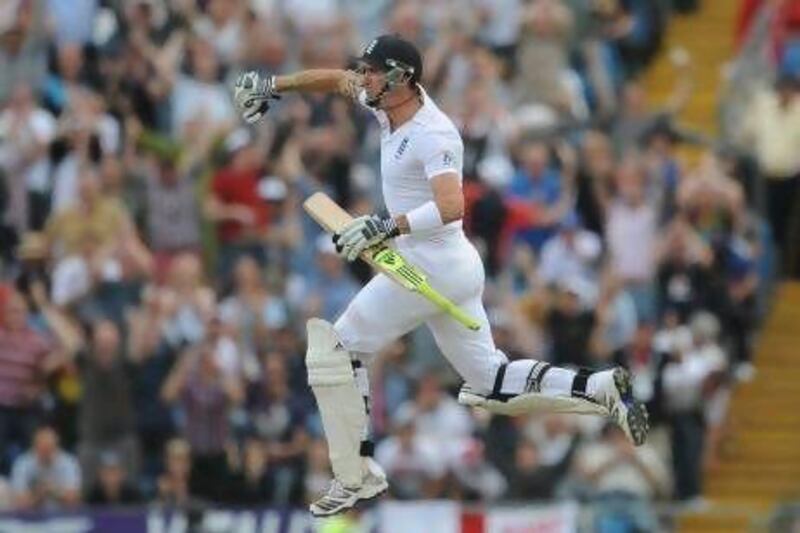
[333,215,400,262]
[233,71,280,124]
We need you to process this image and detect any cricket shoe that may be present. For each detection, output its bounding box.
[309,459,388,517]
[592,367,649,446]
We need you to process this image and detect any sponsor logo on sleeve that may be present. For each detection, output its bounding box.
[442,150,454,167]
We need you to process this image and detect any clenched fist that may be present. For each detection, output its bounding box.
[233,71,280,124]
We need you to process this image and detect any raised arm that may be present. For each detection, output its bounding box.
[233,69,362,123]
[275,69,363,98]
[161,349,194,404]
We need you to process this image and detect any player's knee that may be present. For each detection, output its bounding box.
[307,318,338,350]
[333,305,373,352]
[306,318,352,387]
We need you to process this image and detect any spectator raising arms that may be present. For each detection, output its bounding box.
[161,340,243,502]
[0,291,68,472]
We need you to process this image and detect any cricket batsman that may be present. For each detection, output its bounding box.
[233,34,649,517]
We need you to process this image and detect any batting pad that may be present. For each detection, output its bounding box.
[459,389,609,417]
[306,318,367,488]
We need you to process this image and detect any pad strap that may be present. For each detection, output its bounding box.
[489,360,553,401]
[351,359,373,456]
[489,363,512,401]
[571,368,593,400]
[359,440,375,457]
[525,361,552,393]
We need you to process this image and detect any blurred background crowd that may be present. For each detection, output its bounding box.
[0,0,798,529]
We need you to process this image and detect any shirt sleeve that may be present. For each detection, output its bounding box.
[10,457,32,492]
[537,240,561,284]
[31,110,57,144]
[35,333,54,371]
[59,454,82,492]
[417,129,463,180]
[211,170,226,199]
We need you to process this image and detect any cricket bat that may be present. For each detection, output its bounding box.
[303,192,481,332]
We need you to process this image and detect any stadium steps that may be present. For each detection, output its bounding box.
[678,510,766,533]
[677,283,800,533]
[639,5,800,531]
[641,0,739,166]
[637,5,795,530]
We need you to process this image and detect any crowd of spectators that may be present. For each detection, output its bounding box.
[0,0,793,529]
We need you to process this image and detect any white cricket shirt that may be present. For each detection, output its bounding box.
[359,86,465,242]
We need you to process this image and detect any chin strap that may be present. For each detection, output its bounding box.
[365,60,416,108]
[365,82,391,108]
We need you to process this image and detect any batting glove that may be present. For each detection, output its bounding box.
[233,71,280,124]
[333,215,400,262]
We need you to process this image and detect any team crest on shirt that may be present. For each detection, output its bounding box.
[395,137,410,159]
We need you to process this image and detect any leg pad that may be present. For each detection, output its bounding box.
[306,318,367,487]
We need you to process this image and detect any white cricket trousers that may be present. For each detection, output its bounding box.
[334,232,506,394]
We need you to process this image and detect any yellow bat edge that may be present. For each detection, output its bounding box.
[303,192,481,331]
[416,283,481,331]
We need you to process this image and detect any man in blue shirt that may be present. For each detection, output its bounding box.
[11,426,81,510]
[507,139,565,251]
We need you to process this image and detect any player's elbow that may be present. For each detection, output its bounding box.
[437,195,464,224]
